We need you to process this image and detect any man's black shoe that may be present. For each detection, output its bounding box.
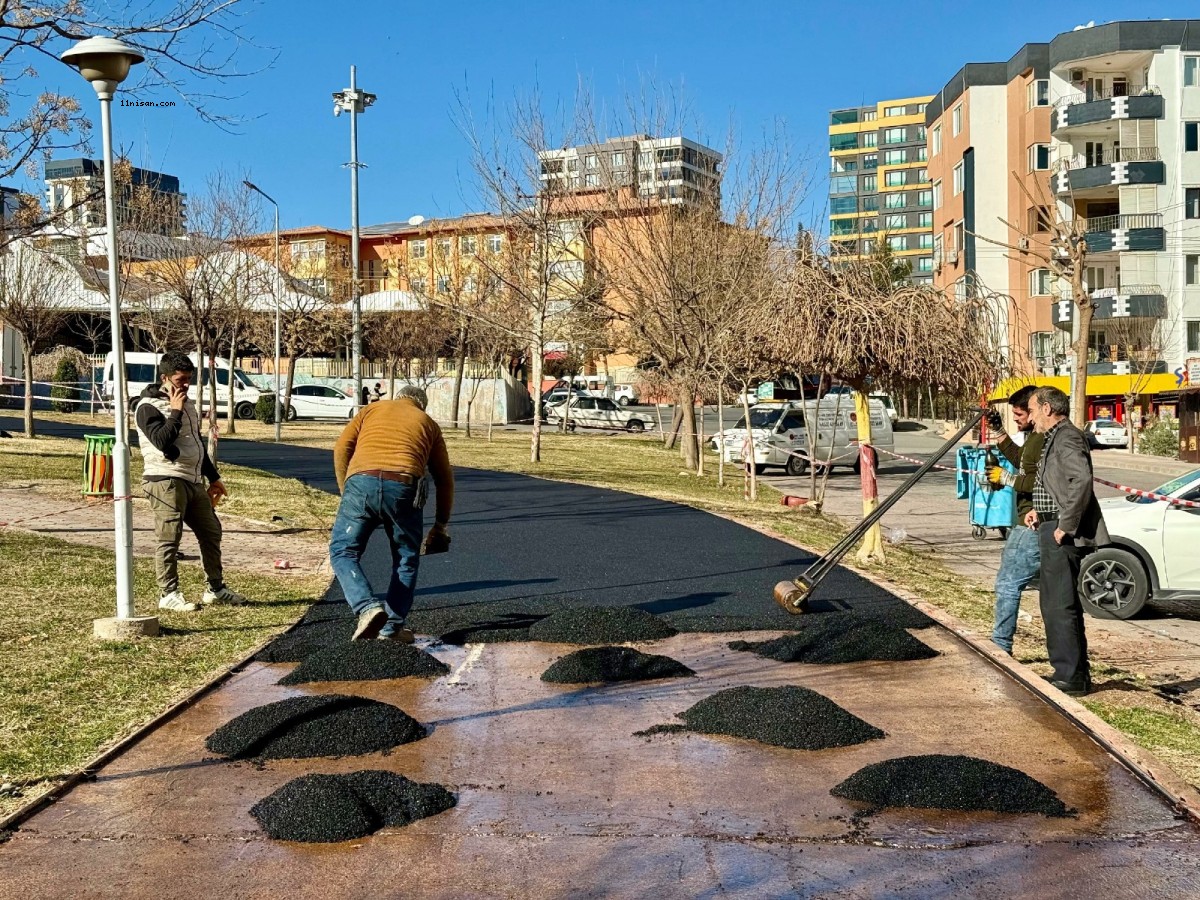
[1049,679,1091,697]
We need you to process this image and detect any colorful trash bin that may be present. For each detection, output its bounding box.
[82,434,116,497]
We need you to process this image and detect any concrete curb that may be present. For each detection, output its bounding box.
[727,513,1200,826]
[1094,453,1193,477]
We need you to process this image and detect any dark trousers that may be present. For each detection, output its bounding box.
[1037,520,1090,686]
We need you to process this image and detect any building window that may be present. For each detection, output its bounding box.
[1028,206,1051,232]
[566,157,578,172]
[584,153,598,169]
[291,239,325,260]
[917,103,928,113]
[459,235,477,256]
[1188,255,1200,285]
[1028,79,1050,108]
[862,153,878,169]
[1028,144,1050,171]
[1188,188,1200,219]
[862,239,875,254]
[915,125,926,141]
[408,276,427,294]
[435,237,451,257]
[830,175,856,193]
[885,192,906,209]
[917,256,933,273]
[884,106,903,117]
[918,233,933,249]
[862,174,877,192]
[888,235,907,251]
[884,127,905,144]
[918,212,932,227]
[916,147,928,162]
[549,259,584,283]
[409,239,426,259]
[932,179,942,209]
[611,151,626,168]
[830,196,857,214]
[932,124,942,156]
[1186,57,1200,87]
[863,110,877,122]
[884,213,906,229]
[831,219,856,236]
[862,195,879,211]
[952,162,964,195]
[862,132,877,148]
[583,173,600,187]
[861,218,878,233]
[916,167,929,183]
[952,104,963,136]
[884,149,906,166]
[885,170,906,187]
[1030,268,1051,296]
[1189,321,1200,353]
[1188,123,1199,153]
[487,234,503,254]
[918,189,933,207]
[436,275,451,294]
[953,220,965,251]
[463,274,477,293]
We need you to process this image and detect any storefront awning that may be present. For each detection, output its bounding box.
[988,372,1183,402]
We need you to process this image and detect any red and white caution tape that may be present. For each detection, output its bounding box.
[0,494,139,530]
[866,443,985,476]
[1091,477,1200,509]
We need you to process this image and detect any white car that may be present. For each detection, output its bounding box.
[613,384,640,406]
[1085,419,1129,449]
[545,396,651,432]
[284,384,356,420]
[1079,468,1200,619]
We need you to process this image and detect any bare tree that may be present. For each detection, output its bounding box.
[0,245,70,435]
[1102,312,1174,453]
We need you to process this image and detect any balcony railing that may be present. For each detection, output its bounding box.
[1055,84,1160,108]
[1061,147,1160,169]
[1056,282,1163,300]
[1084,213,1164,232]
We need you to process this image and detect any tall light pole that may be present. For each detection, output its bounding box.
[333,66,374,411]
[243,180,282,442]
[61,37,155,638]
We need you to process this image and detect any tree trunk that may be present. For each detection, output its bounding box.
[717,386,725,487]
[854,390,884,564]
[695,401,705,476]
[205,351,219,464]
[465,399,473,439]
[1070,284,1093,429]
[741,394,756,500]
[664,403,683,450]
[450,319,468,429]
[387,358,396,400]
[284,353,299,419]
[530,347,544,463]
[679,387,698,469]
[225,338,238,435]
[21,339,34,438]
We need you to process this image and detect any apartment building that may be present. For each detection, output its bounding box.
[538,134,722,207]
[828,96,935,280]
[44,158,186,239]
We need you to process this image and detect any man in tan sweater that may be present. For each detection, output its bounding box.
[329,385,454,642]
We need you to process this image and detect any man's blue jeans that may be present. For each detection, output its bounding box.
[329,474,423,636]
[992,524,1041,654]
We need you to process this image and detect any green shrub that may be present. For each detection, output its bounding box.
[1137,420,1179,458]
[50,357,81,413]
[254,394,281,424]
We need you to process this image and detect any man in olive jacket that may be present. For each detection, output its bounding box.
[1022,386,1108,695]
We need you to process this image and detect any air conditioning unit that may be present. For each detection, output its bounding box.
[945,249,960,264]
[1069,69,1086,84]
[1017,237,1030,250]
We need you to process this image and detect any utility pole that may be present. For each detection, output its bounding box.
[333,66,375,412]
[1051,231,1090,427]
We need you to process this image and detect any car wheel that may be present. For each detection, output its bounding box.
[852,455,862,475]
[752,463,767,476]
[236,402,255,420]
[785,453,808,476]
[618,397,630,406]
[1078,548,1149,619]
[285,404,298,422]
[626,419,645,433]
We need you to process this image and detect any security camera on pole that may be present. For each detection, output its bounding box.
[332,67,375,413]
[61,36,158,639]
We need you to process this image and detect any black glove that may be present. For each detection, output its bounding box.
[984,408,1004,433]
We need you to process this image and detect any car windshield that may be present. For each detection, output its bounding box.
[735,409,784,429]
[1125,470,1200,504]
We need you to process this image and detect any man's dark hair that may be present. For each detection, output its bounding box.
[1033,385,1070,417]
[159,352,195,378]
[1008,385,1037,410]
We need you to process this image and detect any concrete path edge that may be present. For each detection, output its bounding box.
[714,511,1200,826]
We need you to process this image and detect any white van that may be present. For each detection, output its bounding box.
[103,352,264,420]
[712,397,895,476]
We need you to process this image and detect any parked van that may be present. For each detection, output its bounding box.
[712,397,895,476]
[102,352,264,420]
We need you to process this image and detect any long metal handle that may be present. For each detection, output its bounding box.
[777,408,986,611]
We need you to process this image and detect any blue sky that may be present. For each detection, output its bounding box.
[24,0,1200,234]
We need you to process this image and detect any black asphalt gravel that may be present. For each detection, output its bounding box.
[541,646,695,684]
[642,686,885,750]
[205,694,426,760]
[831,754,1072,817]
[278,642,451,685]
[250,770,457,843]
[527,605,678,644]
[17,418,934,641]
[727,613,938,664]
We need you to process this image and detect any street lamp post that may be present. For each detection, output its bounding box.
[243,180,282,442]
[61,36,156,638]
[332,66,374,412]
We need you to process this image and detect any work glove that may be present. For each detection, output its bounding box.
[422,523,451,555]
[986,466,1014,488]
[984,408,1004,433]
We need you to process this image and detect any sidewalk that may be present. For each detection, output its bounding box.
[0,487,330,578]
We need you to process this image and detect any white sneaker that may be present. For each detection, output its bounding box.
[201,585,248,606]
[159,591,198,612]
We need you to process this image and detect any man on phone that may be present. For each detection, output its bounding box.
[134,352,247,612]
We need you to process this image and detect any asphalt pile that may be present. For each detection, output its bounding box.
[831,754,1072,817]
[728,613,938,664]
[279,642,451,685]
[257,602,353,663]
[541,646,695,684]
[205,695,426,760]
[251,770,457,843]
[527,605,678,644]
[640,685,884,750]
